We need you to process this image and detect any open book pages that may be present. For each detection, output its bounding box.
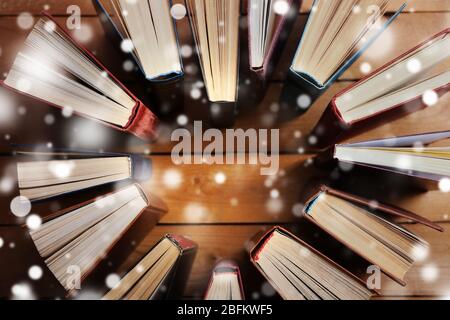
[205,272,243,300]
[29,184,147,291]
[186,0,240,102]
[249,0,286,69]
[4,17,136,127]
[336,33,450,123]
[255,229,373,300]
[335,145,450,178]
[292,0,391,86]
[109,0,182,79]
[17,156,131,201]
[306,192,428,283]
[103,237,180,300]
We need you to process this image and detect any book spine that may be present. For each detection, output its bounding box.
[309,101,347,150]
[124,101,158,140]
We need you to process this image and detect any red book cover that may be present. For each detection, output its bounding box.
[0,12,158,141]
[311,28,450,150]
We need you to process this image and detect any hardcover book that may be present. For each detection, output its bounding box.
[1,14,158,141]
[301,184,443,285]
[204,260,244,300]
[103,234,197,300]
[310,29,450,149]
[280,0,406,111]
[333,131,450,191]
[0,184,168,298]
[250,226,373,300]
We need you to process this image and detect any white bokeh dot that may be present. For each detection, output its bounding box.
[123,60,134,72]
[270,189,279,199]
[28,265,43,280]
[421,264,439,282]
[177,114,188,126]
[407,58,422,74]
[422,90,438,106]
[297,94,311,109]
[273,0,289,15]
[163,169,182,189]
[10,196,31,217]
[360,62,372,74]
[62,106,73,118]
[121,39,134,53]
[17,12,34,30]
[0,237,3,248]
[105,273,121,289]
[180,45,193,58]
[190,88,202,100]
[171,4,187,20]
[439,178,450,193]
[26,214,42,230]
[214,172,226,184]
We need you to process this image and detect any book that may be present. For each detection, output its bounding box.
[204,260,244,300]
[250,226,373,300]
[1,14,157,141]
[334,131,450,191]
[280,0,406,110]
[248,0,301,79]
[301,184,443,285]
[185,0,240,104]
[0,184,168,298]
[311,29,450,149]
[92,0,186,121]
[103,234,197,300]
[0,152,151,204]
[93,0,183,81]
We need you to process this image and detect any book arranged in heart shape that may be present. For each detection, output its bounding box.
[1,15,157,140]
[93,0,183,81]
[334,131,450,191]
[311,29,450,149]
[250,226,373,300]
[103,234,197,300]
[185,0,240,103]
[204,260,244,300]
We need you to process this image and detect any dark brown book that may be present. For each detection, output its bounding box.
[204,260,244,300]
[102,234,197,300]
[249,226,374,300]
[0,153,152,224]
[300,184,443,285]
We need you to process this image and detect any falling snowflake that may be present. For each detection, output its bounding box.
[10,196,31,217]
[170,4,187,20]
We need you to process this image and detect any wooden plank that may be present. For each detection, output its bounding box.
[143,154,450,224]
[144,154,311,224]
[128,223,450,298]
[272,12,450,81]
[0,0,101,16]
[300,0,450,13]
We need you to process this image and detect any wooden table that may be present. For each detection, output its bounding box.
[0,0,449,300]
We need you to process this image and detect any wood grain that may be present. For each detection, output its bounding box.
[143,155,450,224]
